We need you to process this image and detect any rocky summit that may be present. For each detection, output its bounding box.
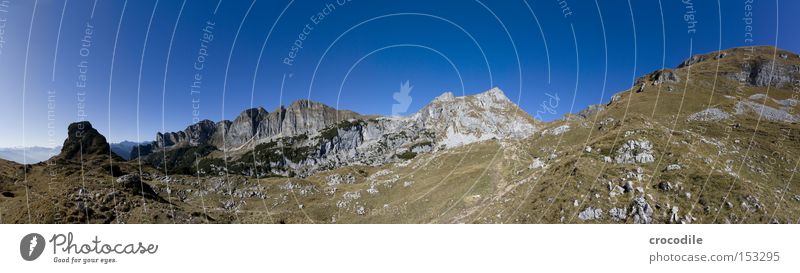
[58,121,118,161]
[148,99,362,152]
[1,46,799,224]
[135,87,537,178]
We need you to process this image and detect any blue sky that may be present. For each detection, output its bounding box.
[0,0,797,147]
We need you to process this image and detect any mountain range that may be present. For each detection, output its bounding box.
[0,141,143,163]
[0,46,798,224]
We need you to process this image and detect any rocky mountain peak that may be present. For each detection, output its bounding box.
[473,86,510,103]
[58,121,116,160]
[288,99,318,108]
[238,107,268,118]
[417,87,537,148]
[149,98,362,153]
[432,87,511,105]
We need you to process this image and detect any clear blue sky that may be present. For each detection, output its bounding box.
[0,0,797,147]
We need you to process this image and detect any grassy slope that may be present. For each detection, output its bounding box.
[1,47,798,224]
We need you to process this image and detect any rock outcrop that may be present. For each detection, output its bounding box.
[58,121,120,160]
[727,59,799,88]
[413,87,537,148]
[615,139,655,164]
[687,108,731,122]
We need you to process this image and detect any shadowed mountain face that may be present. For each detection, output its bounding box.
[58,121,116,161]
[1,46,799,224]
[150,100,363,152]
[109,141,142,161]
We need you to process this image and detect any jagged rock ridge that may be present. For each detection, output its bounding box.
[139,87,539,177]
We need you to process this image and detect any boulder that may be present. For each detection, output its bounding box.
[578,207,603,221]
[615,139,655,164]
[630,196,654,224]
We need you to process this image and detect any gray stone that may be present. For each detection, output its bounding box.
[609,207,627,221]
[615,139,655,164]
[735,100,799,123]
[650,70,680,85]
[687,108,731,122]
[678,54,707,68]
[623,181,634,193]
[630,196,654,224]
[578,207,603,221]
[576,104,605,119]
[529,158,546,169]
[670,206,680,223]
[657,181,672,192]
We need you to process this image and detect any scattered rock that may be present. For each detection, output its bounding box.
[114,174,160,199]
[326,173,356,186]
[366,185,379,195]
[615,139,655,164]
[576,104,605,119]
[578,207,603,221]
[670,206,680,223]
[741,195,763,212]
[664,164,682,171]
[678,54,707,68]
[543,125,571,136]
[529,158,546,169]
[222,200,236,210]
[687,108,731,122]
[650,70,680,85]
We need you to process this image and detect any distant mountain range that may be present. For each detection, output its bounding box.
[0,141,142,163]
[109,141,142,160]
[0,146,60,164]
